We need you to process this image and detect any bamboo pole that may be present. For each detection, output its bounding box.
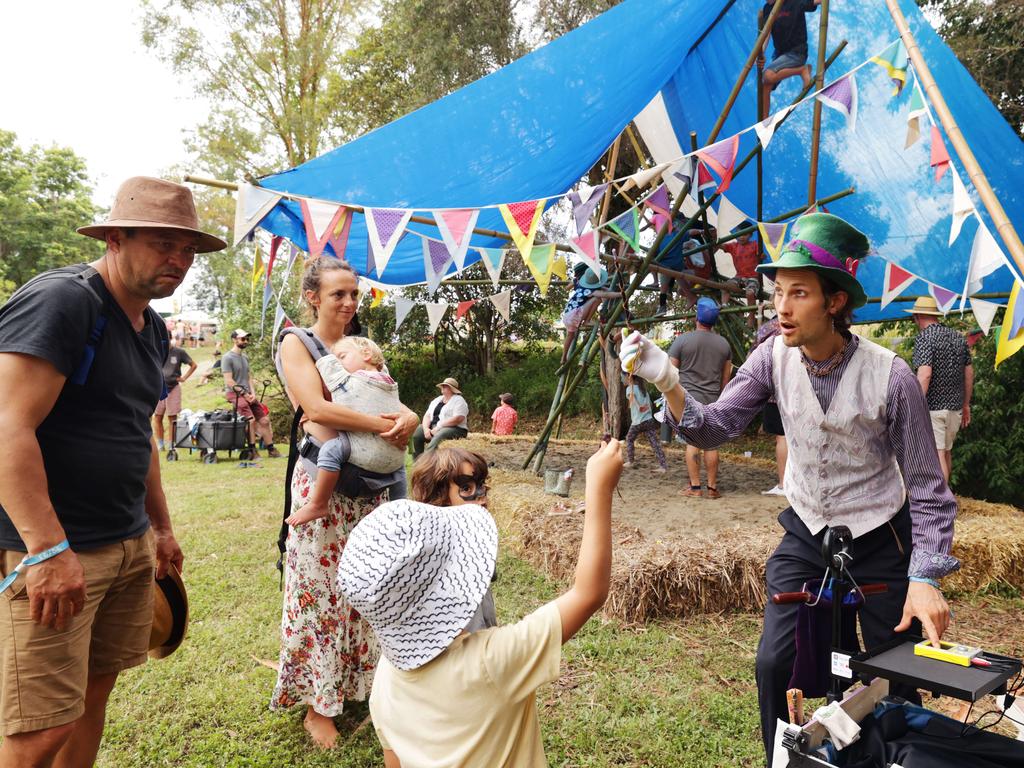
[807,0,831,204]
[597,136,623,228]
[883,0,1024,276]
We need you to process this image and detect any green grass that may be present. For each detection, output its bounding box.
[91,454,768,767]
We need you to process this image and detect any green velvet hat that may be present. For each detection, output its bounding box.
[755,213,870,308]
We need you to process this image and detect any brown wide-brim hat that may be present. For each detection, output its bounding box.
[78,176,227,253]
[436,377,461,394]
[149,564,189,660]
[902,296,946,316]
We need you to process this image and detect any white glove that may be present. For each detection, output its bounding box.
[619,331,679,393]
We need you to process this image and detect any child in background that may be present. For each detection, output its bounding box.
[286,335,405,525]
[491,392,518,435]
[758,0,822,118]
[561,263,621,364]
[721,224,762,327]
[409,446,498,631]
[338,440,623,768]
[623,376,668,473]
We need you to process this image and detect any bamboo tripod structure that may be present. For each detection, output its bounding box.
[522,32,850,472]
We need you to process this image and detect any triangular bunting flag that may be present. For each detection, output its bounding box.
[569,230,601,274]
[327,207,353,259]
[567,183,608,236]
[478,247,506,290]
[667,156,697,188]
[251,242,265,295]
[643,184,672,222]
[995,280,1024,368]
[949,171,974,247]
[881,261,917,309]
[426,302,449,335]
[271,303,288,354]
[394,297,415,330]
[696,161,718,196]
[604,206,641,252]
[869,40,909,96]
[625,163,671,192]
[816,74,858,131]
[716,195,748,236]
[285,242,301,271]
[552,254,568,281]
[962,224,1010,305]
[456,300,476,320]
[681,192,703,219]
[365,207,413,277]
[434,208,479,270]
[499,199,545,263]
[369,287,385,309]
[522,243,558,296]
[905,85,927,148]
[423,237,454,295]
[929,284,959,314]
[753,106,794,149]
[490,290,512,323]
[695,134,739,193]
[969,297,999,336]
[300,199,348,258]
[233,183,282,246]
[930,126,951,182]
[758,222,788,262]
[266,235,281,282]
[261,281,274,329]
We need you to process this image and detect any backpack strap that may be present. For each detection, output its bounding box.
[28,268,109,387]
[274,326,329,588]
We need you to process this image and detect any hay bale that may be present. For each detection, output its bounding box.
[488,449,1024,622]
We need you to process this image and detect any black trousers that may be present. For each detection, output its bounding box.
[756,501,919,765]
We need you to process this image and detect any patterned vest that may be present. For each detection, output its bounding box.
[772,335,906,538]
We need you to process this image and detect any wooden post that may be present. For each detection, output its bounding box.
[597,136,623,228]
[807,0,831,204]
[883,0,1024,276]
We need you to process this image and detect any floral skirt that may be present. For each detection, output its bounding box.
[270,462,385,716]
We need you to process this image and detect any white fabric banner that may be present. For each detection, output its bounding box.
[716,195,748,236]
[233,183,281,246]
[490,289,512,322]
[753,106,794,150]
[948,171,974,247]
[960,222,1010,308]
[970,297,999,336]
[394,297,416,330]
[426,302,449,334]
[434,208,479,270]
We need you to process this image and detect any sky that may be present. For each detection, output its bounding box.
[2,1,211,310]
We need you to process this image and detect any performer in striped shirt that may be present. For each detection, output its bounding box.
[620,213,958,764]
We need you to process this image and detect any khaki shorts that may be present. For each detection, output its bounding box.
[930,409,962,451]
[155,384,182,417]
[0,529,155,736]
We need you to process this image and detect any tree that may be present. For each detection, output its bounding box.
[141,0,359,172]
[0,130,102,296]
[917,0,1024,138]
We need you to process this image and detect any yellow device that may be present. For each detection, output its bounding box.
[913,639,982,667]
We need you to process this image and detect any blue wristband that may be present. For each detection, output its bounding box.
[908,576,941,589]
[0,540,70,595]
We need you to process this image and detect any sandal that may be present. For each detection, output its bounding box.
[706,487,721,500]
[680,486,704,498]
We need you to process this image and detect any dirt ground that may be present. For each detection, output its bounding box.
[462,433,789,540]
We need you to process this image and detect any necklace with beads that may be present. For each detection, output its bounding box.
[801,339,848,377]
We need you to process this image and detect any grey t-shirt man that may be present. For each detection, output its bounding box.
[222,350,251,393]
[668,329,732,405]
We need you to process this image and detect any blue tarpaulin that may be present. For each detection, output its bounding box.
[257,0,1024,322]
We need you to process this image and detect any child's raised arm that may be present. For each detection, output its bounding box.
[553,439,622,643]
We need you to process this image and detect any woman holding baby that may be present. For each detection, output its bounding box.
[271,256,419,749]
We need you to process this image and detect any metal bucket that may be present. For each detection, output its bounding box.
[543,467,574,497]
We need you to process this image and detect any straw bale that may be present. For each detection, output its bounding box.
[489,458,1024,622]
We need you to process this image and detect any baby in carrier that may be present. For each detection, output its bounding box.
[286,335,405,525]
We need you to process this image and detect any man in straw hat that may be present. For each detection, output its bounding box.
[618,213,959,763]
[412,376,470,458]
[906,296,973,484]
[0,177,225,766]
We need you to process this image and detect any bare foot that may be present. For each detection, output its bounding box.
[801,65,812,90]
[304,708,339,750]
[286,501,328,526]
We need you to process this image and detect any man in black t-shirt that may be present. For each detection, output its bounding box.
[155,338,197,452]
[0,177,226,765]
[758,0,821,118]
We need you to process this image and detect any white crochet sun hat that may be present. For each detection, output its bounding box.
[337,499,498,671]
